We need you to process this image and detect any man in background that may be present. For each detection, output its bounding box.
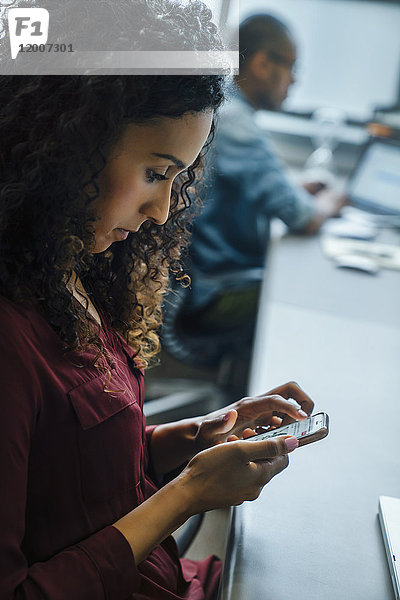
[191,13,345,279]
[161,14,345,377]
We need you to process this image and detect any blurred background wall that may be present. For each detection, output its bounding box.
[240,0,400,121]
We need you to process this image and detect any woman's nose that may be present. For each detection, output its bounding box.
[140,184,172,226]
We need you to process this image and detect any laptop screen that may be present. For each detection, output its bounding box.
[379,496,400,600]
[348,140,400,216]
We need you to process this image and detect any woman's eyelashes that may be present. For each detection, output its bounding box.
[145,168,170,184]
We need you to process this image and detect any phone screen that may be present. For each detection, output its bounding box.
[249,413,328,442]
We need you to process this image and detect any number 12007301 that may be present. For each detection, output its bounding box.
[18,43,74,52]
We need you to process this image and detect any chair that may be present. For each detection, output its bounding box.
[158,268,264,398]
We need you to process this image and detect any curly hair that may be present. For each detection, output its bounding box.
[0,0,229,74]
[0,71,226,367]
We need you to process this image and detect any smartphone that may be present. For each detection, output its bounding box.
[247,412,329,447]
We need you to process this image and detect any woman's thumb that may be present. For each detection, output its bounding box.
[202,409,238,436]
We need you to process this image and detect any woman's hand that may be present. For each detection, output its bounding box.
[114,434,298,565]
[148,382,313,479]
[193,381,314,450]
[178,434,298,514]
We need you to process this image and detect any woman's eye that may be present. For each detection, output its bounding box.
[145,169,170,183]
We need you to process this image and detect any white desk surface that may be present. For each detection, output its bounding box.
[220,229,400,600]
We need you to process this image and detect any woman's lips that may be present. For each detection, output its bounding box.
[114,224,142,241]
[115,228,131,241]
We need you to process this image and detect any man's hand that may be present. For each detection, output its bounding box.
[302,181,327,196]
[302,188,348,234]
[315,188,348,217]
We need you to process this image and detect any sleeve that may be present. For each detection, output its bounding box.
[0,307,140,600]
[216,110,318,232]
[145,425,158,450]
[144,425,159,485]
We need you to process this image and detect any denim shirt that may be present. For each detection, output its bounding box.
[189,89,316,299]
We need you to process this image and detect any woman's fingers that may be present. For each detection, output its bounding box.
[234,383,313,428]
[238,435,298,462]
[183,435,297,513]
[245,394,309,424]
[199,409,238,439]
[269,416,283,428]
[257,454,289,480]
[267,381,314,416]
[242,428,256,439]
[198,382,313,449]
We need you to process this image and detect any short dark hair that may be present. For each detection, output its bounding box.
[239,14,291,67]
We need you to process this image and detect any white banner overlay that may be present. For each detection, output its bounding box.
[0,1,239,74]
[71,50,238,70]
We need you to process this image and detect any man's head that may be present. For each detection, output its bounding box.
[238,14,297,111]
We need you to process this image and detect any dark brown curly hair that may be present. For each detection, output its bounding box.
[0,74,226,367]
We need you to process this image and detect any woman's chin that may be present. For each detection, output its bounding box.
[91,238,112,254]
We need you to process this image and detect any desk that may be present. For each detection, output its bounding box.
[220,230,400,600]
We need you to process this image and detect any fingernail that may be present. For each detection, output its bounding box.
[223,412,231,421]
[285,437,299,452]
[298,409,308,418]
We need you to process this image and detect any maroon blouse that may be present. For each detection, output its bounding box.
[0,297,221,599]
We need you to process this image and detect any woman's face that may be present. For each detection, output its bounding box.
[92,110,213,253]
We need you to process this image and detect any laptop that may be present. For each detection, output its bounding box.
[347,138,400,217]
[378,495,400,600]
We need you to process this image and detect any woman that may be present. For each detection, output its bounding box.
[0,57,314,600]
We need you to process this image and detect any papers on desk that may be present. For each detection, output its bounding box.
[321,235,400,271]
[321,218,378,240]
